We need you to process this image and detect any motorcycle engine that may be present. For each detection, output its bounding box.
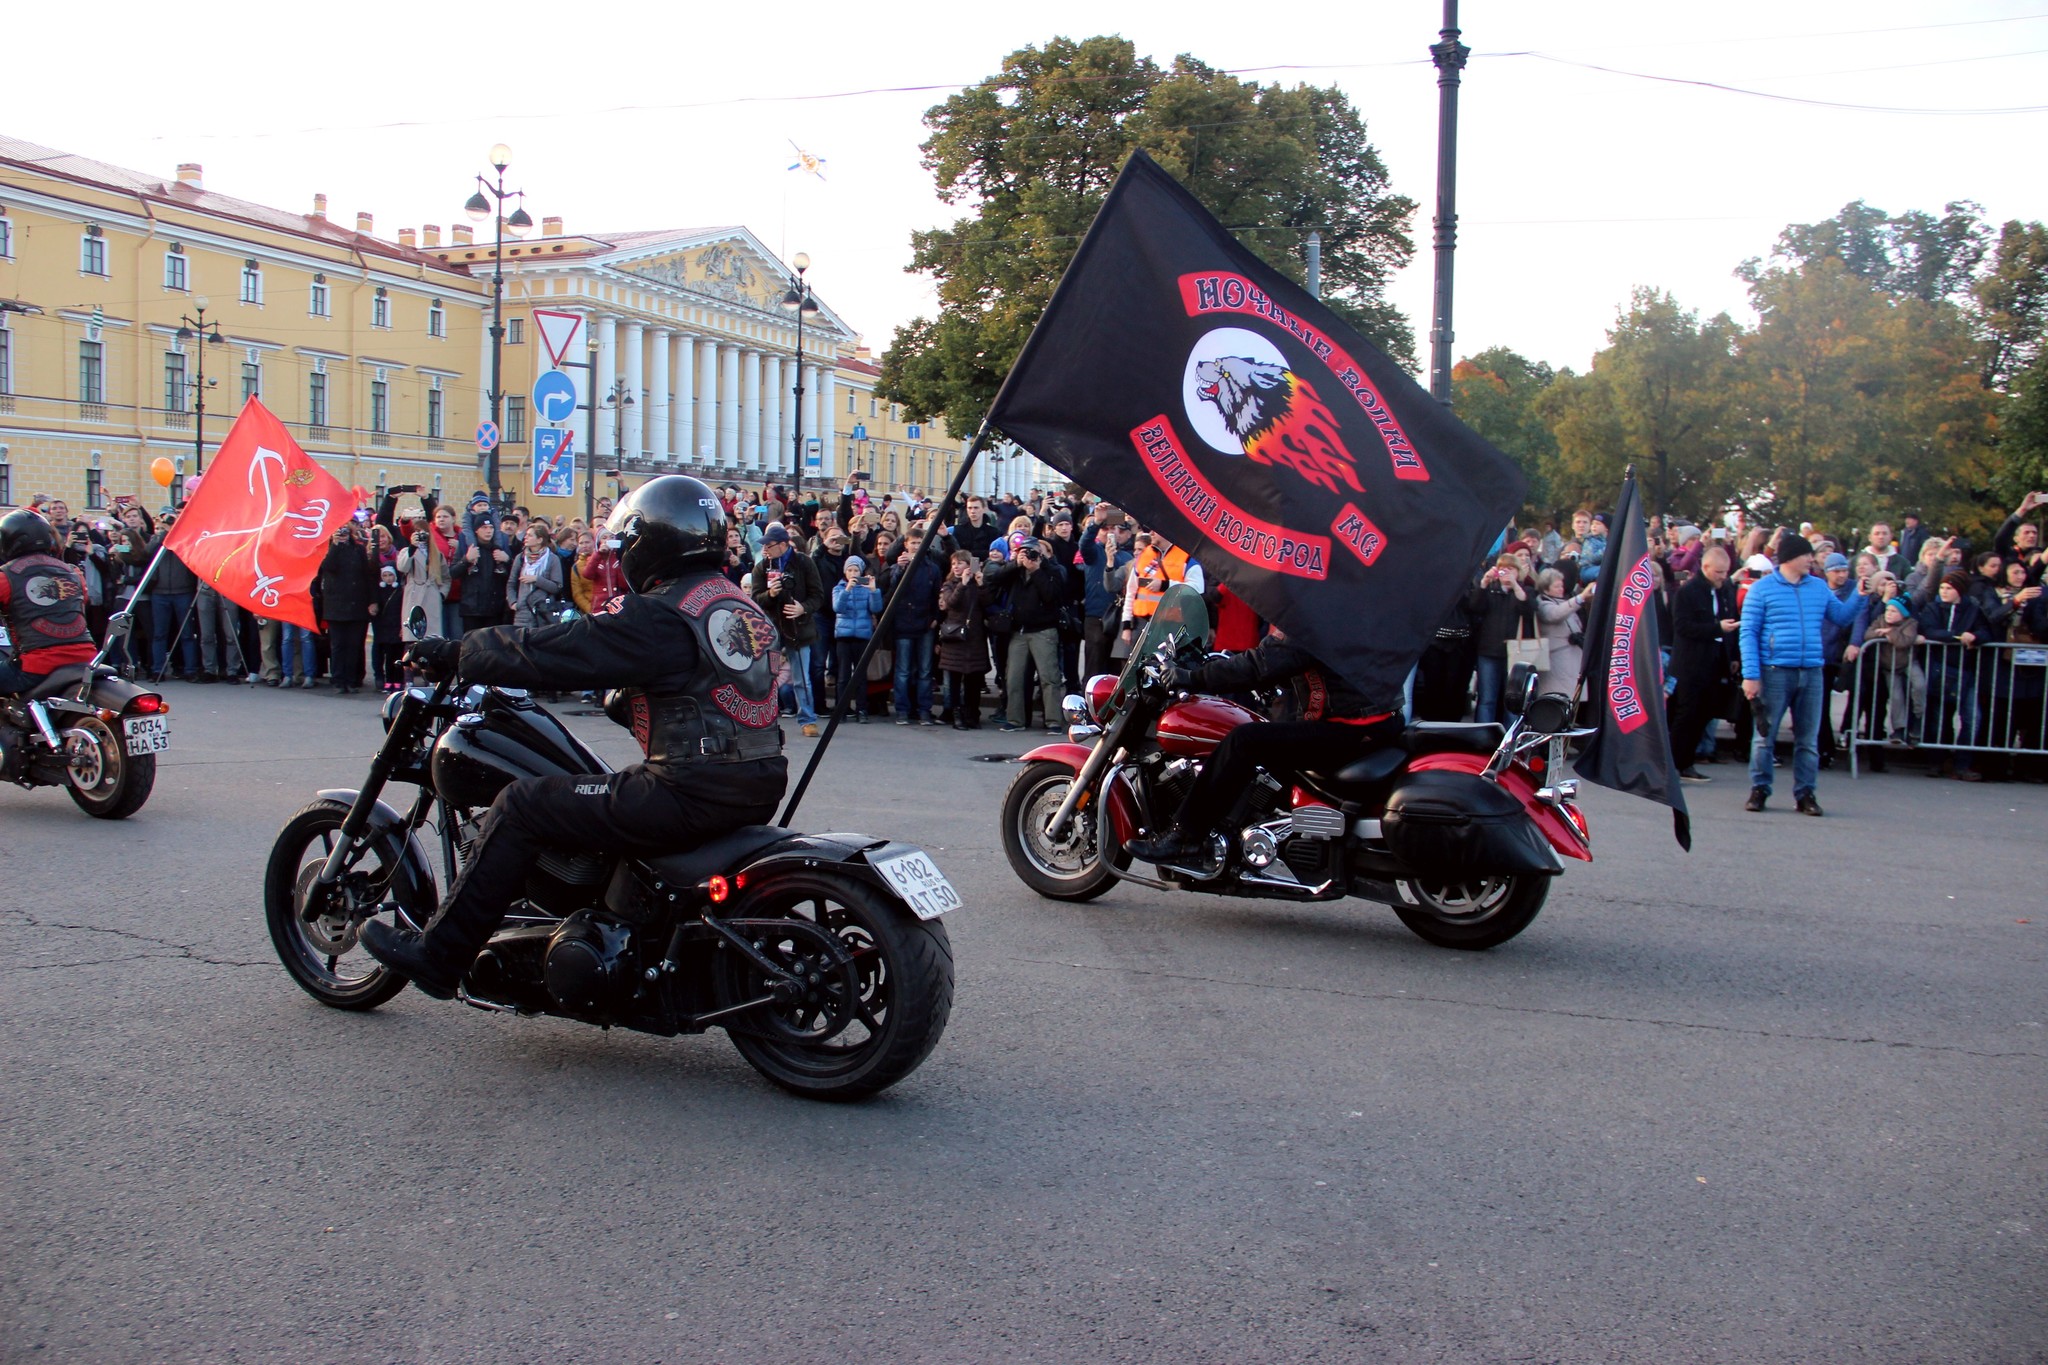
[1149,756,1202,821]
[543,911,636,1015]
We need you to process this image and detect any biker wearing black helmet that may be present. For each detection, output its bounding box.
[361,475,790,999]
[0,507,98,695]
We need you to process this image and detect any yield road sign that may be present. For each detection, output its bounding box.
[531,370,578,426]
[533,429,575,498]
[531,310,585,369]
[475,420,501,454]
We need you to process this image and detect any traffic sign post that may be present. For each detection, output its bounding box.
[533,428,575,498]
[531,370,578,426]
[531,309,586,370]
[475,420,501,454]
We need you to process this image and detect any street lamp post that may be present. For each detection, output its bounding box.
[463,143,534,511]
[779,253,820,499]
[596,377,633,524]
[174,297,226,496]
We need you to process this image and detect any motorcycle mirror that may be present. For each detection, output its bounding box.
[1504,662,1538,715]
[407,606,431,641]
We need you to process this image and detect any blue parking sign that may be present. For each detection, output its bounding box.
[533,428,575,498]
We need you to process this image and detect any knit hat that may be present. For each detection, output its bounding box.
[844,554,865,573]
[1777,532,1815,563]
[1942,569,1971,592]
[1823,552,1851,571]
[1884,595,1910,615]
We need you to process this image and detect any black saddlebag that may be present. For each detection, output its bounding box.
[1380,770,1561,878]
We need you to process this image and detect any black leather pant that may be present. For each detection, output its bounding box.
[424,764,780,968]
[1172,717,1405,838]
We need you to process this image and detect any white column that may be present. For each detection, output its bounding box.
[815,365,836,481]
[595,315,618,465]
[717,343,740,466]
[761,354,784,485]
[740,349,762,471]
[697,340,719,465]
[648,329,672,463]
[622,324,646,458]
[671,334,695,467]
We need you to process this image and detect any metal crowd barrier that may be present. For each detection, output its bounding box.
[1845,638,2048,776]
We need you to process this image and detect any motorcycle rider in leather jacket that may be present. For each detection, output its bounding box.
[1125,626,1404,866]
[360,476,789,999]
[0,508,98,696]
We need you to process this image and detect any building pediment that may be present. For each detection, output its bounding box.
[612,237,779,311]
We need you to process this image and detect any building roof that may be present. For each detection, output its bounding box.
[839,357,882,377]
[0,132,473,279]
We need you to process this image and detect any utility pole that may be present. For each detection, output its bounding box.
[1427,0,1469,406]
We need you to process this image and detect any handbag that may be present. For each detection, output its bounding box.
[983,607,1015,635]
[938,620,969,643]
[1505,618,1550,671]
[1056,603,1084,638]
[865,645,894,683]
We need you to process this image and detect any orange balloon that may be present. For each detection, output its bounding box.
[150,457,175,488]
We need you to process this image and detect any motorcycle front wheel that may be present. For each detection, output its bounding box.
[264,799,439,1010]
[718,869,953,1101]
[1391,873,1550,950]
[1000,760,1130,902]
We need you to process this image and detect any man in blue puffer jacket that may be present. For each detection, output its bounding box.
[1739,533,1869,815]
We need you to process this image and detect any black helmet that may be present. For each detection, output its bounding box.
[1,508,58,562]
[605,475,726,592]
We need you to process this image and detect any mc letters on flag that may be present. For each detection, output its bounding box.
[1573,470,1691,850]
[161,398,354,631]
[988,149,1526,703]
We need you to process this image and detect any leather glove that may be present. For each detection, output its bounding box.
[404,637,462,681]
[1168,666,1195,692]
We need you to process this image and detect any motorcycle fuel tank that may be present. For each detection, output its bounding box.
[1153,695,1261,756]
[431,698,610,809]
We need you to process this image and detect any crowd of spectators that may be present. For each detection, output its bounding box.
[13,478,2044,792]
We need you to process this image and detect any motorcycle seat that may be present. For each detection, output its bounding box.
[637,824,793,887]
[1402,721,1503,756]
[21,664,96,700]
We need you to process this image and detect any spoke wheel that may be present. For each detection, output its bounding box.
[718,870,953,1101]
[1392,872,1550,951]
[264,799,437,1010]
[1000,761,1128,902]
[62,715,156,820]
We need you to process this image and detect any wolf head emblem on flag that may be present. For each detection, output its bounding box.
[1190,348,1363,497]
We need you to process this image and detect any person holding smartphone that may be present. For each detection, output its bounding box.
[1465,554,1534,725]
[829,554,879,720]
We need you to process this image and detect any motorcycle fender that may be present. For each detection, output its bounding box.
[1403,754,1592,862]
[87,673,162,715]
[314,788,437,887]
[732,833,951,910]
[1017,743,1140,845]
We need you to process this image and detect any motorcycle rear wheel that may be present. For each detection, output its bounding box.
[62,715,156,820]
[719,869,953,1101]
[1392,873,1549,950]
[264,799,438,1011]
[1001,760,1130,902]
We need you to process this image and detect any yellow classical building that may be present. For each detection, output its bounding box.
[0,134,487,515]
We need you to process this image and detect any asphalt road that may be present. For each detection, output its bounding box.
[3,682,2043,1364]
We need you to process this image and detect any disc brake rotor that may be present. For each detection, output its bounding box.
[294,862,361,955]
[61,727,107,790]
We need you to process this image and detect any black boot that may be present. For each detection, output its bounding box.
[359,895,500,1000]
[1126,826,1209,865]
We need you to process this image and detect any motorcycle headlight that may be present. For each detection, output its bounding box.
[1084,673,1119,722]
[380,688,407,732]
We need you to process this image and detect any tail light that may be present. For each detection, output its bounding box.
[1084,674,1118,722]
[128,695,167,715]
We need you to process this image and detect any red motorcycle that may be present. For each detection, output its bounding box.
[998,587,1591,950]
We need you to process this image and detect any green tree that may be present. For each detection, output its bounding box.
[1533,288,1740,521]
[1769,199,1990,305]
[1993,350,2048,508]
[878,35,1416,439]
[1974,219,2048,389]
[1734,255,1997,533]
[1451,347,1559,513]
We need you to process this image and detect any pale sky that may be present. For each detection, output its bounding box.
[13,0,2046,379]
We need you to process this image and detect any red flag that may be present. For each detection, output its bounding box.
[162,399,354,630]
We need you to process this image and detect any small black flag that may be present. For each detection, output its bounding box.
[987,150,1525,708]
[1573,470,1691,850]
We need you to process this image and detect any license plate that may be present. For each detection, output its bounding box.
[869,847,961,921]
[124,715,171,755]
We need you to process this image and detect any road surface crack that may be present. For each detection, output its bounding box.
[1017,957,2046,1060]
[0,908,269,971]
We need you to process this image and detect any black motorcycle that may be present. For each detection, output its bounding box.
[0,623,168,818]
[263,612,956,1101]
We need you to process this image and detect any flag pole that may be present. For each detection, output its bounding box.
[776,420,997,827]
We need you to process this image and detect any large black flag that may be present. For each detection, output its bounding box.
[987,150,1525,706]
[1573,470,1691,849]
